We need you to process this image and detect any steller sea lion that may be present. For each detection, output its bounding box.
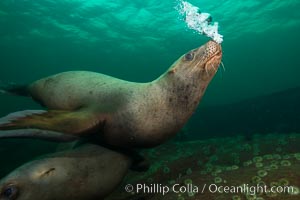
[0,40,222,148]
[0,144,132,200]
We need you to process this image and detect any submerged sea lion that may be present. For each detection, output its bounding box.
[0,144,132,200]
[0,41,222,148]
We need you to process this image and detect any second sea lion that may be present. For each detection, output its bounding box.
[0,144,132,200]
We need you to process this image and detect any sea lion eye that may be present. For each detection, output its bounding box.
[1,185,18,199]
[184,52,194,61]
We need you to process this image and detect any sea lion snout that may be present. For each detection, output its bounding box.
[165,41,222,82]
[182,40,222,69]
[205,40,222,58]
[197,40,222,78]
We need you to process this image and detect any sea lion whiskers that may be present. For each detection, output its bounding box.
[210,64,217,73]
[190,60,201,73]
[194,58,202,69]
[205,65,209,76]
[191,59,203,73]
[221,61,226,72]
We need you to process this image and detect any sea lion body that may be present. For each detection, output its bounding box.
[0,41,222,148]
[29,71,195,147]
[0,144,131,200]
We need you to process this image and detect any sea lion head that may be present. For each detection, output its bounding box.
[152,40,222,129]
[167,40,222,82]
[0,160,64,200]
[0,144,132,200]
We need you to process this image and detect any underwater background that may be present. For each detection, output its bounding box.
[0,0,300,199]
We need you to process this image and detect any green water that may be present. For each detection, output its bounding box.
[0,0,299,198]
[1,0,299,106]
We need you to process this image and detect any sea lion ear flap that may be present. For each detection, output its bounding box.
[39,168,56,178]
[168,68,177,75]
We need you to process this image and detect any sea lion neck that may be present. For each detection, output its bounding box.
[154,69,208,113]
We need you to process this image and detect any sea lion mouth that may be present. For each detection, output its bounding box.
[203,41,222,73]
[206,49,222,65]
[190,40,222,71]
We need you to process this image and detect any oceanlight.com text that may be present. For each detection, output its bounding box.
[124,183,296,196]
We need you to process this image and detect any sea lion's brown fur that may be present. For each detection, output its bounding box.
[0,144,131,200]
[0,41,222,148]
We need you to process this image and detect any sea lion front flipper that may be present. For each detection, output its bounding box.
[0,109,106,141]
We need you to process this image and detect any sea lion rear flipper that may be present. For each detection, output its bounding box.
[0,109,106,141]
[0,83,29,96]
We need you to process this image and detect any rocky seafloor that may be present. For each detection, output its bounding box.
[107,133,300,200]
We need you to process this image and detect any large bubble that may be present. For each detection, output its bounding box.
[177,1,223,43]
